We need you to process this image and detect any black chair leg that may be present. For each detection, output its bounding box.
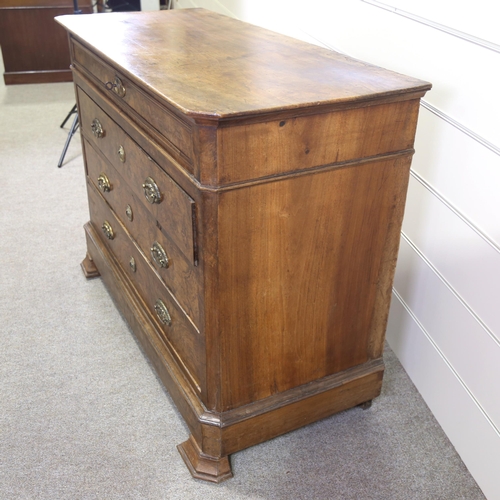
[58,113,79,168]
[60,104,78,128]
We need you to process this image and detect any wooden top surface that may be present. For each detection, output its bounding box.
[57,9,431,119]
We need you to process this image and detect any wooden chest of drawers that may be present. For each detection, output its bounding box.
[57,9,430,482]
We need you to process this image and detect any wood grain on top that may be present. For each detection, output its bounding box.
[56,9,431,119]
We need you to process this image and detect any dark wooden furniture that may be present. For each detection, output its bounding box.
[0,0,92,84]
[57,9,431,482]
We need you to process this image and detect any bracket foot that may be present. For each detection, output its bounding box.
[81,253,100,279]
[177,435,233,483]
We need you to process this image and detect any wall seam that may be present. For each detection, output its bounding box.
[400,231,500,348]
[420,101,500,157]
[392,287,500,437]
[361,0,500,54]
[409,170,500,255]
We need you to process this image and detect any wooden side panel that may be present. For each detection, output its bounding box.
[216,156,412,410]
[217,99,420,184]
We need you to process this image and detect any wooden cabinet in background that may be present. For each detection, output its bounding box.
[0,0,92,84]
[57,9,431,482]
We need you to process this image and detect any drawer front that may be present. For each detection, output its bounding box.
[217,99,421,184]
[72,39,194,171]
[78,86,197,265]
[84,138,202,327]
[87,181,204,391]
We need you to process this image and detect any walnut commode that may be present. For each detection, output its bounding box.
[57,9,431,482]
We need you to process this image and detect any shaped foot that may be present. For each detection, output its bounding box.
[81,253,100,279]
[177,435,233,483]
[359,400,373,410]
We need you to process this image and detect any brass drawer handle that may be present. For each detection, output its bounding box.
[125,204,133,221]
[154,299,172,326]
[91,118,105,138]
[142,176,162,204]
[101,220,114,240]
[97,173,111,193]
[151,241,169,268]
[118,145,126,163]
[105,76,126,98]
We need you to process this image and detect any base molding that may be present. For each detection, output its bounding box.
[213,361,383,457]
[3,69,73,85]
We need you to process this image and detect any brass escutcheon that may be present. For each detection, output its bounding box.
[105,76,126,97]
[97,173,111,193]
[154,299,172,326]
[129,257,136,273]
[151,241,169,268]
[125,204,133,221]
[101,220,114,240]
[142,177,162,204]
[118,145,126,163]
[91,118,104,138]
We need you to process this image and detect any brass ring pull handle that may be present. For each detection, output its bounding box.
[151,241,169,268]
[97,173,111,193]
[91,118,105,138]
[154,299,172,326]
[105,76,126,97]
[142,177,162,204]
[101,220,114,240]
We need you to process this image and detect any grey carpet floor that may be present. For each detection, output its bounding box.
[0,73,486,499]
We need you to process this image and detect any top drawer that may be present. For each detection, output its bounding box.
[72,39,194,172]
[78,86,197,265]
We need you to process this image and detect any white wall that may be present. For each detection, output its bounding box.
[173,1,500,497]
[140,0,160,11]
